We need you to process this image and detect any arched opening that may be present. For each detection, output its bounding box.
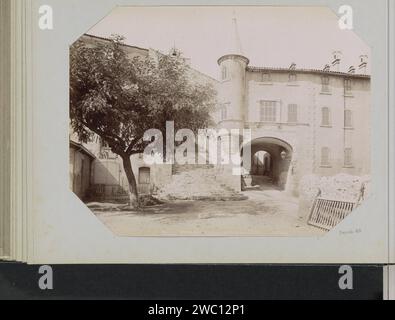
[250,151,272,186]
[241,137,293,191]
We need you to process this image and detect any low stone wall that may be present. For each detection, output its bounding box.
[86,184,129,202]
[156,166,245,201]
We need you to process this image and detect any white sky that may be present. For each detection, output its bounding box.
[87,6,370,79]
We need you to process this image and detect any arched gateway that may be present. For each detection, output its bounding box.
[241,137,294,191]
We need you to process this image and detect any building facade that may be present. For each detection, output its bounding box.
[70,33,371,201]
[214,51,370,195]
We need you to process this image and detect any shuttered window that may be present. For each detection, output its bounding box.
[288,104,298,123]
[344,148,353,166]
[260,101,276,122]
[321,147,330,166]
[321,76,330,93]
[344,109,352,128]
[322,107,330,126]
[345,79,352,93]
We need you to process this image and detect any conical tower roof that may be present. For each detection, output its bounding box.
[218,15,249,65]
[230,16,243,55]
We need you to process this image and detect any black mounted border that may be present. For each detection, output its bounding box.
[0,263,383,300]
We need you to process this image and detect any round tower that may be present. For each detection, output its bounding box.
[215,16,250,193]
[217,17,249,131]
[217,54,249,131]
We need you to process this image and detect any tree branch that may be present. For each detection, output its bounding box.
[80,119,126,153]
[125,137,141,155]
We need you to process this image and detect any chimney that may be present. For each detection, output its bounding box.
[289,62,296,70]
[331,51,342,72]
[358,55,368,74]
[170,46,180,58]
[348,66,356,74]
[323,64,330,72]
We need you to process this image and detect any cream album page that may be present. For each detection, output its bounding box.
[25,0,391,264]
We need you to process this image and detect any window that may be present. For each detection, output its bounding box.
[289,73,297,83]
[262,73,271,82]
[221,66,228,80]
[287,104,298,123]
[321,147,330,166]
[321,76,330,93]
[345,79,352,93]
[220,104,228,121]
[321,107,330,126]
[344,148,353,167]
[260,101,276,122]
[344,109,353,128]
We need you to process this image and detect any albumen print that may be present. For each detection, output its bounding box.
[69,6,371,237]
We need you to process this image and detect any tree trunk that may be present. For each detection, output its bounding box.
[121,155,139,208]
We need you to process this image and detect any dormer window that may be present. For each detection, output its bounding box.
[289,73,297,82]
[262,73,271,82]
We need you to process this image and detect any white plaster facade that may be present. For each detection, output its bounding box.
[215,52,371,194]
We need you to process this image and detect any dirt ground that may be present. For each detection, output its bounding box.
[87,187,325,237]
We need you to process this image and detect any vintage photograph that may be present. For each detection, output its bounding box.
[69,6,371,237]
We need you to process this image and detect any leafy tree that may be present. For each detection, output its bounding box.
[70,35,216,208]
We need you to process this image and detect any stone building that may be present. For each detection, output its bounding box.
[69,34,217,201]
[70,26,370,201]
[213,19,371,195]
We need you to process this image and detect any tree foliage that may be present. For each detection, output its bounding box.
[70,35,217,159]
[70,35,217,207]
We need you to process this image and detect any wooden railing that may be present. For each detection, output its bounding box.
[308,183,365,231]
[308,197,356,231]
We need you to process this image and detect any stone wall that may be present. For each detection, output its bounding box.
[88,155,172,201]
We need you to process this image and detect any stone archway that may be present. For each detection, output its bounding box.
[241,137,294,191]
